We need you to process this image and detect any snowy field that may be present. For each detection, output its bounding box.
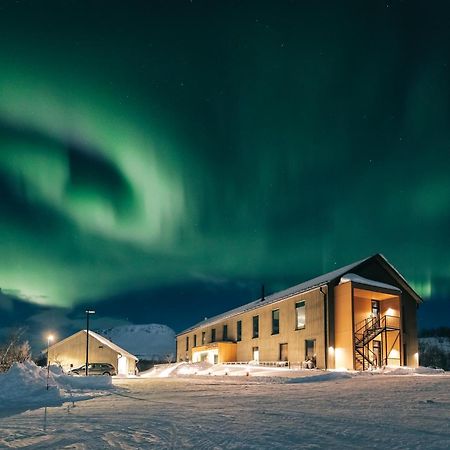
[0,363,449,449]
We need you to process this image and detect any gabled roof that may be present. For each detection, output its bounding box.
[86,330,139,361]
[372,253,422,304]
[48,329,138,361]
[178,253,422,336]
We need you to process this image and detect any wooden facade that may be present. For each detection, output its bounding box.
[48,330,138,375]
[176,254,421,370]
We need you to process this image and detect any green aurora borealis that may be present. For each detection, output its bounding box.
[0,1,449,331]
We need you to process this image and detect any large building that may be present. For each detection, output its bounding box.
[48,330,138,375]
[176,254,421,370]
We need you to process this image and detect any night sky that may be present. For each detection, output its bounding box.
[0,0,449,351]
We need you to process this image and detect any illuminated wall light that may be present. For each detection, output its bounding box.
[386,308,395,316]
[328,346,334,354]
[334,348,346,369]
[192,349,218,364]
[389,349,400,359]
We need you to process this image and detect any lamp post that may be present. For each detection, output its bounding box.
[85,310,95,376]
[46,334,54,390]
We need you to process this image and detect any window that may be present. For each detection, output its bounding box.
[295,301,306,329]
[202,331,206,345]
[252,315,259,338]
[193,334,197,347]
[186,336,189,351]
[223,324,228,341]
[211,328,216,342]
[272,309,280,335]
[237,320,242,342]
[371,300,380,317]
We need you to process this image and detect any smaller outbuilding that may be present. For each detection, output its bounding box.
[47,330,138,376]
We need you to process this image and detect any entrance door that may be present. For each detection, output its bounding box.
[279,343,288,362]
[305,339,316,359]
[373,340,382,367]
[252,346,259,362]
[118,356,128,375]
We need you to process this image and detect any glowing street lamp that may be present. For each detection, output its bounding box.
[46,334,54,390]
[85,310,95,376]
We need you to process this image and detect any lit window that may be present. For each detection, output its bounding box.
[295,301,306,329]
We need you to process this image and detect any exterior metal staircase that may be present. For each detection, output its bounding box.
[354,315,401,371]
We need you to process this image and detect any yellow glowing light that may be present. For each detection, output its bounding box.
[334,348,346,369]
[386,308,395,316]
[389,349,400,359]
[47,334,54,342]
[414,352,419,362]
[328,346,334,354]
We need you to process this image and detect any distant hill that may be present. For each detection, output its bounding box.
[98,324,176,362]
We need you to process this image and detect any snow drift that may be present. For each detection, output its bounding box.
[0,361,113,412]
[141,361,447,380]
[141,362,353,380]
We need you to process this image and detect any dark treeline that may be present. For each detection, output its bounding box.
[419,327,450,371]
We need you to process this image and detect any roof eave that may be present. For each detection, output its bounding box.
[176,282,329,336]
[375,254,423,304]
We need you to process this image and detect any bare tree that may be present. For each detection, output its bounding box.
[0,328,32,372]
[164,353,175,364]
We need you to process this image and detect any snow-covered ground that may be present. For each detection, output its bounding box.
[98,324,175,361]
[0,364,448,449]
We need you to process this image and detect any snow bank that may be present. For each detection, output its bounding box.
[379,366,445,375]
[0,361,113,412]
[141,362,354,380]
[0,361,62,406]
[140,362,185,378]
[141,362,447,381]
[48,363,113,389]
[359,365,446,376]
[56,374,113,390]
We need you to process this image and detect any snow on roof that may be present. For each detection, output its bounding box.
[339,273,401,292]
[178,255,375,335]
[85,330,139,361]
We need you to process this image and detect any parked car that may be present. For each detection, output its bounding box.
[68,363,117,376]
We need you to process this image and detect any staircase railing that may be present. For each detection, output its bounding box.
[354,314,401,370]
